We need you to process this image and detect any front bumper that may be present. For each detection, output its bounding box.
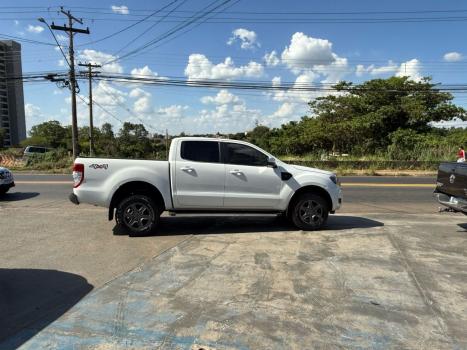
[0,181,15,191]
[434,191,467,214]
[69,192,80,205]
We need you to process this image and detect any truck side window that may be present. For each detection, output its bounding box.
[223,143,268,166]
[180,141,220,163]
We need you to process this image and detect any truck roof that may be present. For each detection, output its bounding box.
[173,136,246,143]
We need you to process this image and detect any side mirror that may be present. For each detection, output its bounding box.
[267,157,277,168]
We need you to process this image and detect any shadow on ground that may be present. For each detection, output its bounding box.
[0,192,39,202]
[114,214,384,237]
[0,268,93,349]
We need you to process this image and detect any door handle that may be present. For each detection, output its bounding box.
[230,170,243,175]
[181,166,194,172]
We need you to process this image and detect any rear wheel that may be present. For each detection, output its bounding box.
[116,194,159,236]
[290,193,329,230]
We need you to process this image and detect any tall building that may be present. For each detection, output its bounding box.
[0,40,26,147]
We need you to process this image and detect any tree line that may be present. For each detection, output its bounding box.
[4,76,467,162]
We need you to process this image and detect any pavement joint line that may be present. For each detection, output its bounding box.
[385,227,455,345]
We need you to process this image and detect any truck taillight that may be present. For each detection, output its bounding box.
[73,163,84,188]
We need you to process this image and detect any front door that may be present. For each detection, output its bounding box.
[222,142,282,209]
[173,140,225,208]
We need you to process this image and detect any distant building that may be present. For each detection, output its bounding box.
[0,40,26,147]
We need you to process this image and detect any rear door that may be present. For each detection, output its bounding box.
[173,140,225,208]
[454,163,467,198]
[222,142,282,209]
[438,162,467,198]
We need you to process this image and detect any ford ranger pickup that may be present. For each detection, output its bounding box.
[70,137,343,235]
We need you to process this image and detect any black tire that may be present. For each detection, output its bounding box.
[116,194,159,236]
[290,193,329,230]
[0,188,8,195]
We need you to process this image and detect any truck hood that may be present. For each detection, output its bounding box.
[290,164,334,176]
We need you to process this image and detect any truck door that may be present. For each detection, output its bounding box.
[222,142,282,209]
[454,163,467,198]
[173,140,225,208]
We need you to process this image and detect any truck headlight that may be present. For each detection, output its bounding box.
[330,174,338,185]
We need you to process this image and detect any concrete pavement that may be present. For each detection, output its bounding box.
[7,212,467,349]
[3,174,462,349]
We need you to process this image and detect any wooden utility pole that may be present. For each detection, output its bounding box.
[51,8,90,159]
[78,63,101,157]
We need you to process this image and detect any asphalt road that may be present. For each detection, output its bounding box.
[7,173,439,214]
[1,174,450,348]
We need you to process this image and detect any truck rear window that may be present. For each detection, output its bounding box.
[180,141,220,163]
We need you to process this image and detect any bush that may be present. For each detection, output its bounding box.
[25,149,73,170]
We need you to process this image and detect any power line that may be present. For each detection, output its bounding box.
[111,0,188,57]
[105,0,237,65]
[76,0,183,47]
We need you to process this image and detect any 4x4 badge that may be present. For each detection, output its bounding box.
[449,174,456,184]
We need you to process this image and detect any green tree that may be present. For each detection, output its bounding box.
[117,122,152,158]
[306,77,466,154]
[28,120,67,148]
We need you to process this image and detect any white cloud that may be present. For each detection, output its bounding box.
[56,34,68,42]
[185,54,264,80]
[128,88,152,114]
[157,105,188,119]
[314,54,350,84]
[78,49,123,74]
[263,51,280,67]
[227,28,259,50]
[14,20,19,26]
[134,95,152,114]
[201,89,240,105]
[281,32,335,73]
[443,52,463,62]
[25,103,42,119]
[26,25,44,34]
[130,65,158,77]
[396,59,422,82]
[129,88,150,99]
[111,5,129,14]
[279,32,350,83]
[93,81,126,106]
[194,103,262,133]
[355,60,398,77]
[272,102,296,118]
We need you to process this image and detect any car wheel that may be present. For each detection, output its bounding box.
[291,193,329,230]
[116,194,159,236]
[0,188,8,195]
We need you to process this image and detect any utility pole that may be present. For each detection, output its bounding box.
[78,63,101,156]
[50,8,90,159]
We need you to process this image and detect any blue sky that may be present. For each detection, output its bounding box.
[2,0,467,134]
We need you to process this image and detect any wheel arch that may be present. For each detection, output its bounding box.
[109,181,165,220]
[286,185,333,216]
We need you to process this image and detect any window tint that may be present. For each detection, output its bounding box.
[223,143,268,166]
[180,141,220,163]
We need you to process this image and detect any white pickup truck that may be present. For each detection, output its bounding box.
[70,137,342,235]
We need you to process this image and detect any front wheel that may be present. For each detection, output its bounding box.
[290,193,329,230]
[116,194,159,236]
